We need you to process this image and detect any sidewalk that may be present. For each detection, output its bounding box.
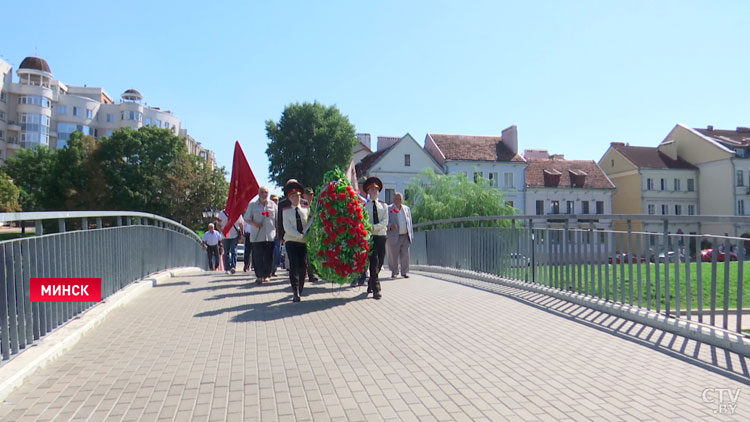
[0,269,748,421]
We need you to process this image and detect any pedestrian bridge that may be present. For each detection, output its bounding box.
[0,211,748,421]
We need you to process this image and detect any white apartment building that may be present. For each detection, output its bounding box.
[424,125,527,212]
[355,133,445,203]
[0,56,214,167]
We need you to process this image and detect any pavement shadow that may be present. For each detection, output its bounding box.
[418,270,750,385]
[193,285,352,322]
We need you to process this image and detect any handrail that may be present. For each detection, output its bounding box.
[413,214,750,229]
[0,211,201,242]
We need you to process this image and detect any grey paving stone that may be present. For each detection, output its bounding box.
[1,269,748,422]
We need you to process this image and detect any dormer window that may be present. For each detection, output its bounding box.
[543,169,561,187]
[569,169,587,188]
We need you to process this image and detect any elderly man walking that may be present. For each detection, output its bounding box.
[202,223,223,271]
[245,186,277,284]
[387,192,414,278]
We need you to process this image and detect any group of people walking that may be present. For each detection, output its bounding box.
[200,176,413,304]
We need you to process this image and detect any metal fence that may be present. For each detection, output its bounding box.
[0,211,206,362]
[412,214,750,336]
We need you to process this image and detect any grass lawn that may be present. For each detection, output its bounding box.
[0,232,37,242]
[508,261,749,311]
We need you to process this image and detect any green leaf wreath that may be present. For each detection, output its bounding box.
[307,168,372,284]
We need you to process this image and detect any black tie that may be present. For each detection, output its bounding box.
[295,207,303,233]
[372,202,379,224]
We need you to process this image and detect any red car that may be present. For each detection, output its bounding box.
[608,253,646,264]
[697,249,738,262]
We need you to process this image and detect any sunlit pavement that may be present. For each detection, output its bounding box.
[0,269,748,421]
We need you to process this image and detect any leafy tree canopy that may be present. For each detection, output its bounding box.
[0,170,22,212]
[266,101,357,189]
[3,127,227,230]
[406,168,516,225]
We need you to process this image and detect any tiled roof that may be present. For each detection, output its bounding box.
[428,134,525,162]
[526,159,615,189]
[610,144,697,169]
[695,127,750,147]
[19,56,51,73]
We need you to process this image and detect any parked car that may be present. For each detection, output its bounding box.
[651,250,685,263]
[697,249,738,262]
[237,243,245,261]
[608,253,646,264]
[509,253,531,268]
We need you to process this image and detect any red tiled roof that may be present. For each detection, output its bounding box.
[610,144,697,169]
[428,134,525,162]
[695,127,750,147]
[526,159,614,189]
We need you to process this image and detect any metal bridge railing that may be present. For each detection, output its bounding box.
[412,214,750,336]
[0,211,207,362]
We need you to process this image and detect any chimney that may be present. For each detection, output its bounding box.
[707,125,714,131]
[737,127,750,133]
[501,125,518,154]
[610,142,625,147]
[356,133,371,150]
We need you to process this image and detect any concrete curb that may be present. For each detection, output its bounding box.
[413,265,750,358]
[0,267,203,403]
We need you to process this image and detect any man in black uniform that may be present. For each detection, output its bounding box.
[364,177,388,300]
[277,179,298,281]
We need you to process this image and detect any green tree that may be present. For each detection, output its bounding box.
[406,168,516,225]
[0,171,22,212]
[266,101,357,188]
[4,145,59,210]
[97,126,187,215]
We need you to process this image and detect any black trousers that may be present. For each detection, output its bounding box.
[206,245,220,270]
[251,241,274,278]
[243,233,253,270]
[368,235,387,292]
[285,241,307,293]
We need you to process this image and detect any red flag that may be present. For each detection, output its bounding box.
[223,141,259,237]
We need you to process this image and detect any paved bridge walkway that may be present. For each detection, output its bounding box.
[0,269,748,421]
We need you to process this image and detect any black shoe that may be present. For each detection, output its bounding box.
[293,294,301,302]
[373,292,382,300]
[403,274,409,278]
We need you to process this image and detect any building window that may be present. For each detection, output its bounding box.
[536,200,544,215]
[660,178,666,190]
[646,178,654,190]
[105,130,114,137]
[505,200,514,208]
[648,204,655,215]
[596,201,604,214]
[156,119,162,128]
[675,205,682,215]
[0,130,4,140]
[73,107,80,116]
[404,154,410,167]
[474,171,483,183]
[738,170,744,187]
[385,188,395,203]
[86,109,93,119]
[504,172,513,188]
[739,200,746,216]
[488,172,498,187]
[566,201,574,214]
[107,113,114,123]
[661,204,668,215]
[56,106,66,115]
[674,178,680,191]
[582,201,589,214]
[144,117,152,126]
[551,200,560,214]
[17,95,51,107]
[0,92,6,102]
[688,205,695,215]
[121,111,143,121]
[687,178,695,192]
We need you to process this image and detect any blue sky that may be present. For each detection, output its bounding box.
[2,1,749,191]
